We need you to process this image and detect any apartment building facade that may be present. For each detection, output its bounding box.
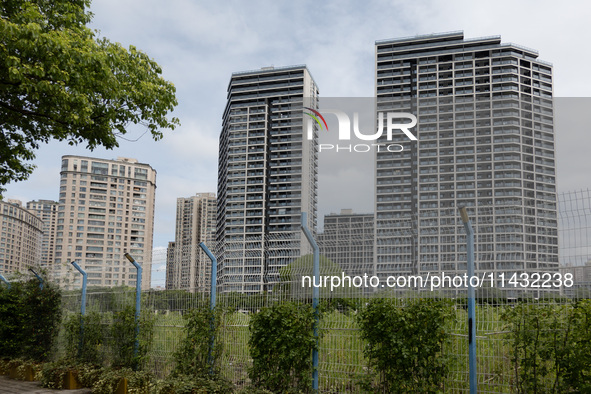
[26,199,59,269]
[374,32,558,287]
[0,199,43,274]
[319,209,374,278]
[166,193,217,292]
[216,65,319,293]
[54,156,156,290]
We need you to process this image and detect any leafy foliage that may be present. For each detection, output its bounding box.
[502,301,591,393]
[0,283,21,357]
[40,362,66,389]
[153,373,235,394]
[110,305,155,370]
[562,300,591,392]
[356,297,453,393]
[0,0,179,194]
[173,306,225,378]
[0,277,62,361]
[39,360,74,389]
[64,311,105,364]
[91,368,154,394]
[248,302,318,393]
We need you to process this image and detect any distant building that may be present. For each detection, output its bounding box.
[166,193,217,292]
[54,156,156,290]
[560,260,591,298]
[26,200,59,269]
[165,241,176,290]
[319,210,374,277]
[0,199,43,274]
[216,65,319,293]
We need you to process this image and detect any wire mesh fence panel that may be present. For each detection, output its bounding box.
[43,192,591,392]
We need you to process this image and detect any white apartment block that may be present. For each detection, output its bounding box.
[374,32,558,289]
[0,199,43,274]
[54,156,156,290]
[166,193,217,292]
[26,199,59,270]
[216,65,319,293]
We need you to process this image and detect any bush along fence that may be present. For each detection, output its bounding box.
[1,210,591,392]
[0,278,60,361]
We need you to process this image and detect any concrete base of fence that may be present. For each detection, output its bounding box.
[115,377,128,394]
[22,365,36,381]
[63,370,83,389]
[8,366,17,380]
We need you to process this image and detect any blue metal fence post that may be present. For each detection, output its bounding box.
[460,207,477,394]
[0,273,10,289]
[71,261,88,359]
[199,242,217,374]
[301,212,320,392]
[124,253,142,369]
[29,268,44,290]
[199,243,217,310]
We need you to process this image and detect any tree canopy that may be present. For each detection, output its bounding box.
[0,0,179,194]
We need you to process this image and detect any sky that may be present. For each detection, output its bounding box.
[4,0,591,286]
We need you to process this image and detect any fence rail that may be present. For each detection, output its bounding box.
[45,192,591,392]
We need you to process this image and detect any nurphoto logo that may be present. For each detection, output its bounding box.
[304,108,418,153]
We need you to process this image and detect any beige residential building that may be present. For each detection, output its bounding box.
[166,193,217,292]
[26,200,59,269]
[54,156,156,290]
[0,199,43,274]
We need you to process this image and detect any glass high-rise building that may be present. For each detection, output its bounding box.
[216,65,319,293]
[374,32,558,288]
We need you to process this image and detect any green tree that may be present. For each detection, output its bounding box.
[0,0,179,194]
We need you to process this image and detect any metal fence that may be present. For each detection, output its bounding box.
[50,191,591,393]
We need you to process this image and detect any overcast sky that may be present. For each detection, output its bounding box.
[4,1,591,286]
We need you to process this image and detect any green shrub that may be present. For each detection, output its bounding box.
[357,297,453,392]
[76,363,104,388]
[563,300,591,392]
[173,306,225,378]
[110,306,154,369]
[152,373,235,394]
[502,303,564,393]
[64,311,105,364]
[248,301,317,393]
[91,368,154,394]
[502,301,591,393]
[0,277,61,362]
[0,286,21,358]
[40,361,71,389]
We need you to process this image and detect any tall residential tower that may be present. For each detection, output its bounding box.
[374,32,558,286]
[166,193,217,292]
[0,199,43,274]
[216,65,319,293]
[54,156,156,290]
[26,199,59,269]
